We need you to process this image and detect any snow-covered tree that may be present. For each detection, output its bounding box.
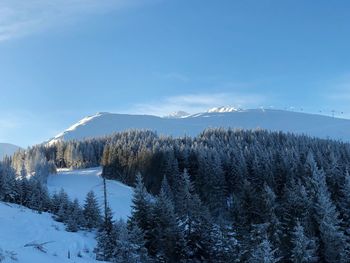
[128,173,152,237]
[290,221,318,263]
[95,206,118,261]
[249,237,280,263]
[66,198,84,232]
[150,180,183,262]
[83,191,102,229]
[113,220,150,263]
[309,157,349,262]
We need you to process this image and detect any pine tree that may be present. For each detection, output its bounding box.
[56,142,66,168]
[185,193,213,262]
[290,221,318,263]
[83,191,102,229]
[55,189,70,222]
[210,223,239,262]
[0,159,17,202]
[150,181,183,262]
[95,206,118,261]
[66,198,84,232]
[309,160,349,262]
[249,236,280,263]
[128,173,153,254]
[27,179,51,213]
[113,220,149,263]
[174,169,193,221]
[339,170,350,236]
[127,223,150,263]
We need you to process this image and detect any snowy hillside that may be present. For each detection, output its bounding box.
[47,167,133,220]
[0,143,20,159]
[0,202,98,263]
[0,168,132,263]
[48,109,350,144]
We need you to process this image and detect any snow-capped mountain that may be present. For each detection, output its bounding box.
[164,111,191,119]
[0,143,20,159]
[48,109,350,144]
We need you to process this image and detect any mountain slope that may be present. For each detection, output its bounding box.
[47,167,133,220]
[0,143,20,159]
[48,109,350,144]
[0,168,132,262]
[0,202,98,263]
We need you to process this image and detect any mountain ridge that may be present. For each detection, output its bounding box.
[48,109,350,144]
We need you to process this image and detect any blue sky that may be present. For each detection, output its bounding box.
[1,0,350,147]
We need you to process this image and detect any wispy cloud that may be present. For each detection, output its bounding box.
[0,0,147,42]
[131,92,266,116]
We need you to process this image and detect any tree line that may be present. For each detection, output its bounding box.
[0,156,101,231]
[8,128,350,262]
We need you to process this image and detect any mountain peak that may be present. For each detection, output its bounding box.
[164,111,191,119]
[95,112,111,116]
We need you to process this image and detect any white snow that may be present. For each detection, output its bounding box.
[164,111,190,119]
[52,113,106,143]
[0,167,133,263]
[47,109,350,144]
[0,202,99,263]
[207,106,239,113]
[0,143,20,159]
[47,167,133,220]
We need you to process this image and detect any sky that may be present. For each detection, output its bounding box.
[1,0,350,147]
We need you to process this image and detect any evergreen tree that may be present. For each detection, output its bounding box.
[309,160,349,262]
[339,170,350,236]
[128,173,154,255]
[95,206,118,261]
[290,222,318,263]
[185,193,213,262]
[83,191,102,229]
[249,237,280,263]
[113,220,150,263]
[127,223,150,263]
[55,189,71,222]
[66,198,84,232]
[150,180,183,262]
[129,174,152,229]
[210,223,239,262]
[0,159,17,202]
[27,179,51,212]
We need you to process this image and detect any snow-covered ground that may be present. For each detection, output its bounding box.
[0,168,132,263]
[47,167,133,220]
[48,109,350,145]
[0,202,98,263]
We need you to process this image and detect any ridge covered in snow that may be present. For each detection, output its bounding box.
[207,106,239,113]
[48,109,350,144]
[164,111,191,119]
